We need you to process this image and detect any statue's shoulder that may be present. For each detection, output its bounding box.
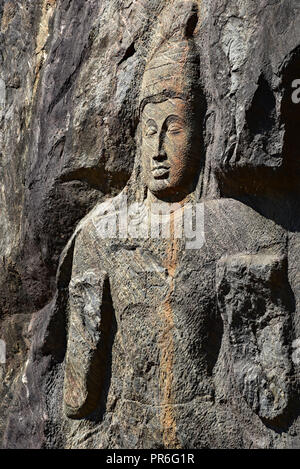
[76,191,126,239]
[203,197,266,221]
[56,192,125,287]
[87,193,124,229]
[203,197,254,215]
[203,197,285,252]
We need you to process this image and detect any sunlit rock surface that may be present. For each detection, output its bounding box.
[0,0,300,448]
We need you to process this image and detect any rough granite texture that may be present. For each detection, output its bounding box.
[0,0,300,449]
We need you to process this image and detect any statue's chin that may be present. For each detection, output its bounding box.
[148,181,189,203]
[148,178,170,195]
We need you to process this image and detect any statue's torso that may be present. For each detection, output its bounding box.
[67,197,292,448]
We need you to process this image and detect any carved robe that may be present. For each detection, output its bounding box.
[61,196,294,448]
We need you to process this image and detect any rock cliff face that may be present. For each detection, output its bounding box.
[1,0,300,448]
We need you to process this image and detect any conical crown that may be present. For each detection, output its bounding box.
[139,2,199,115]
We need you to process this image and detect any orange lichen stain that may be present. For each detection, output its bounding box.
[159,296,179,449]
[25,0,57,128]
[1,1,16,32]
[158,213,181,449]
[33,0,57,94]
[36,0,57,55]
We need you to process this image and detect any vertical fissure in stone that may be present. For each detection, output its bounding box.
[159,213,181,449]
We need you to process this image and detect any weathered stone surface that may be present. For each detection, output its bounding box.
[1,0,300,449]
[217,254,294,423]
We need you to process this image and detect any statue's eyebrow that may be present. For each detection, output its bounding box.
[144,119,157,127]
[164,115,185,127]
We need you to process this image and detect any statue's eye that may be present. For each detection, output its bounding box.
[167,123,183,135]
[145,126,157,137]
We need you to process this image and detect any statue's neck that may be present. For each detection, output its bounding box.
[145,190,195,210]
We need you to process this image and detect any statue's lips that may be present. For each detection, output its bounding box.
[152,166,170,179]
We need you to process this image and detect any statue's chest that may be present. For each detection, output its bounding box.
[107,241,215,319]
[106,242,217,403]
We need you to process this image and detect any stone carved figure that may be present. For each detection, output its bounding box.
[60,4,297,448]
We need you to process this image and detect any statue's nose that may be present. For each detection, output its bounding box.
[152,133,167,161]
[153,151,167,162]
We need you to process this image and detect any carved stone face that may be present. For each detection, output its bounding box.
[141,97,196,201]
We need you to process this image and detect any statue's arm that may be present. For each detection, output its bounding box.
[63,231,111,419]
[216,253,293,421]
